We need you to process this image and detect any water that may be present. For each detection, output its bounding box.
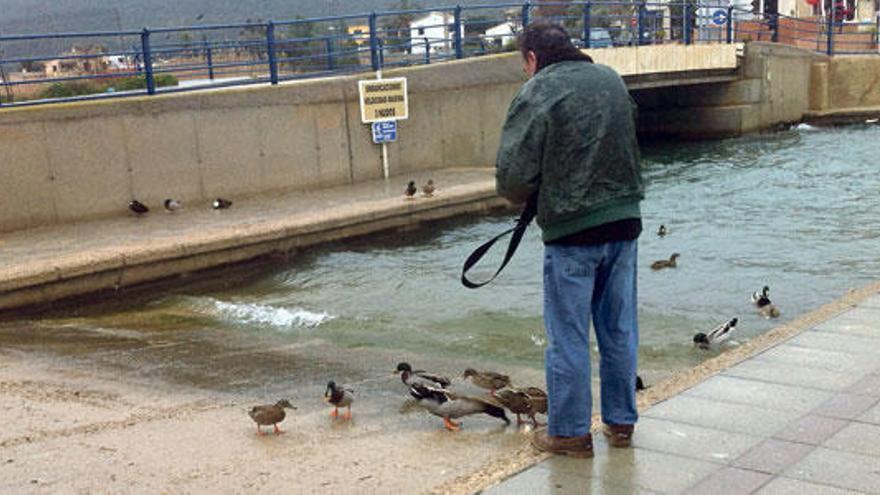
[7,123,880,385]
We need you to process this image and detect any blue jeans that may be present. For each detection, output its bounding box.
[543,240,639,437]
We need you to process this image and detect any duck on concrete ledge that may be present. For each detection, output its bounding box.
[462,368,511,395]
[248,399,296,435]
[325,380,354,420]
[409,382,509,431]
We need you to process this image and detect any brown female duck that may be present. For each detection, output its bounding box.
[248,399,296,435]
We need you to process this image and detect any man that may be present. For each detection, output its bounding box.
[495,23,644,458]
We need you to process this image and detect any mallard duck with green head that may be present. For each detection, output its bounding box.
[395,362,451,389]
[409,382,509,431]
[248,399,296,435]
[325,380,354,420]
[462,368,511,394]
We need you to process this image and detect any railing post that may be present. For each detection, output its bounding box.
[637,3,646,46]
[684,4,692,45]
[453,5,464,59]
[204,39,215,80]
[726,6,734,43]
[826,6,834,55]
[379,38,385,67]
[522,2,531,29]
[582,2,592,48]
[369,13,380,70]
[325,37,335,70]
[140,28,156,95]
[266,21,279,84]
[770,13,779,42]
[424,37,431,64]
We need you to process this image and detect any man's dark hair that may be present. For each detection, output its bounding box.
[518,23,593,73]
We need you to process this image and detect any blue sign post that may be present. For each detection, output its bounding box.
[371,121,398,144]
[712,9,728,26]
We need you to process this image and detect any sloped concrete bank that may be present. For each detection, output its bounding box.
[0,168,505,314]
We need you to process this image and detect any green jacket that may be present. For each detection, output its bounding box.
[495,61,644,242]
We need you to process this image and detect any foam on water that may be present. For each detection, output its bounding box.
[201,298,334,330]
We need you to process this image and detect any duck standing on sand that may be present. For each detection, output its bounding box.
[325,381,354,420]
[651,253,680,270]
[462,368,511,395]
[395,362,451,389]
[496,386,547,427]
[409,382,510,431]
[693,318,738,350]
[248,399,296,435]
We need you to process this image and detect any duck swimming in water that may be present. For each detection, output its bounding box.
[395,362,451,389]
[657,225,668,237]
[751,286,772,308]
[693,318,738,350]
[325,381,354,420]
[462,368,511,395]
[409,382,509,431]
[651,253,680,270]
[248,399,296,435]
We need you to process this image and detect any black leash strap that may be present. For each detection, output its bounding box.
[461,194,537,289]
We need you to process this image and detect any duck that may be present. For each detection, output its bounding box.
[212,198,233,210]
[395,362,451,389]
[404,180,417,199]
[751,286,772,308]
[758,304,781,319]
[324,380,354,420]
[128,200,149,215]
[248,399,296,435]
[462,368,511,394]
[636,375,647,392]
[422,179,435,197]
[163,199,182,212]
[409,382,510,431]
[495,386,547,427]
[651,253,680,270]
[657,224,668,237]
[693,317,738,350]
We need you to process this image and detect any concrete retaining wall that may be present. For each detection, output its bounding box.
[0,44,739,234]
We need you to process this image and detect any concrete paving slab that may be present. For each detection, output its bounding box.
[813,307,880,339]
[643,395,800,436]
[755,344,880,376]
[858,294,880,309]
[812,394,880,420]
[788,331,880,356]
[481,460,660,495]
[723,358,864,391]
[683,467,772,495]
[772,414,850,446]
[546,447,720,494]
[847,374,880,397]
[731,438,816,474]
[785,447,880,494]
[755,477,867,495]
[823,422,880,457]
[860,403,880,425]
[683,375,833,413]
[630,417,761,465]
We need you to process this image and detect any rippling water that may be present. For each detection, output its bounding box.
[16,123,880,383]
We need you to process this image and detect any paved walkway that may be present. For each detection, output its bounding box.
[484,294,880,494]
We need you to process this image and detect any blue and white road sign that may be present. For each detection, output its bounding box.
[712,9,728,25]
[372,121,398,144]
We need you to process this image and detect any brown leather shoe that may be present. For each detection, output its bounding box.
[530,429,594,458]
[602,424,634,448]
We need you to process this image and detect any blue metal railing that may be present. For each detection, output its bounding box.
[1,1,877,108]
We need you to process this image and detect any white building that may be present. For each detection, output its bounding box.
[410,11,465,55]
[483,21,519,48]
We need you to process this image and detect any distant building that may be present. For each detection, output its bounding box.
[410,11,465,55]
[483,21,520,48]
